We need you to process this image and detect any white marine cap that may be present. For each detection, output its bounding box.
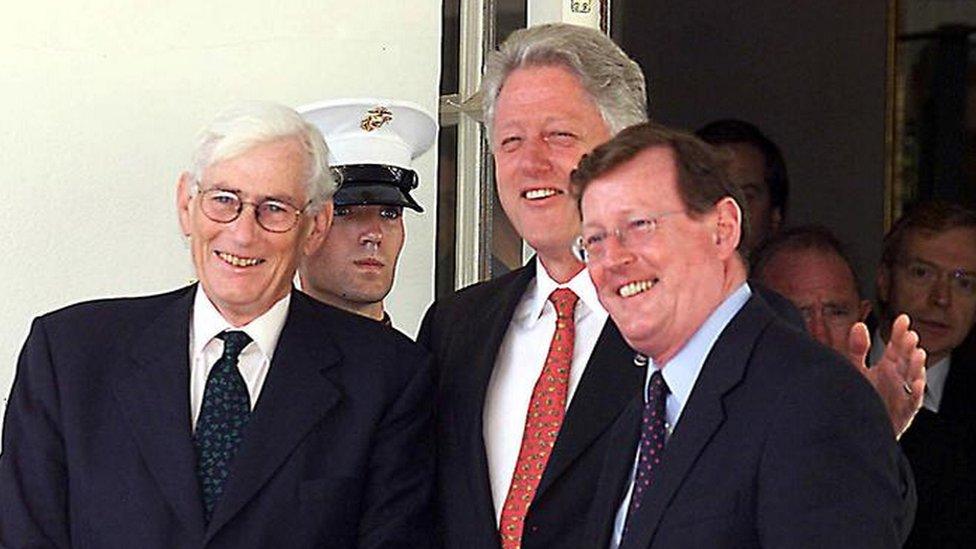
[299,98,437,212]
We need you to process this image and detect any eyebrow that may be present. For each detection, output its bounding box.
[206,184,300,205]
[907,257,976,277]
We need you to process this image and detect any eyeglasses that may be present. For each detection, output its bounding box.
[897,259,976,298]
[194,185,310,233]
[573,210,685,263]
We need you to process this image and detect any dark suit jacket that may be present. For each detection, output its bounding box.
[418,264,644,549]
[585,294,912,549]
[900,343,976,548]
[0,286,434,548]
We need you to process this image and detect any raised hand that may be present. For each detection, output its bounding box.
[844,314,926,439]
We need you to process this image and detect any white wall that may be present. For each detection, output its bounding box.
[0,1,441,410]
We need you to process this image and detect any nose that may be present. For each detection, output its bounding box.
[229,204,260,243]
[929,275,952,307]
[806,310,832,349]
[360,218,384,248]
[518,136,552,176]
[601,234,634,269]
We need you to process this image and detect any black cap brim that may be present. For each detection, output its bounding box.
[334,182,423,212]
[332,164,424,212]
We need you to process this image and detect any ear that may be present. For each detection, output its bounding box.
[303,200,334,256]
[770,206,783,235]
[177,172,193,237]
[876,264,892,305]
[712,196,742,257]
[858,299,872,322]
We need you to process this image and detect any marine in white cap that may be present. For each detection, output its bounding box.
[298,99,436,325]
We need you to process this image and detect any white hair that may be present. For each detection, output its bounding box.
[482,23,648,141]
[188,101,336,213]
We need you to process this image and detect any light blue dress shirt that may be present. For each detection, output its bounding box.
[610,283,752,548]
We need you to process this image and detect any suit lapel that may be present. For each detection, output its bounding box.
[537,319,643,496]
[205,292,342,539]
[448,264,536,537]
[586,395,643,548]
[622,296,772,549]
[112,286,206,538]
[940,348,976,419]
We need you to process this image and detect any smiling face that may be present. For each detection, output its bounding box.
[877,227,976,365]
[581,146,745,364]
[491,64,612,279]
[299,204,405,320]
[759,247,870,354]
[178,137,331,326]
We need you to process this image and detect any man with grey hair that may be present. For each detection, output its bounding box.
[0,101,434,547]
[419,24,648,549]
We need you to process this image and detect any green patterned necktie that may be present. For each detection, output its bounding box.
[193,330,253,522]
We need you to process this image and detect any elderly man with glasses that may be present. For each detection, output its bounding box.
[0,101,434,548]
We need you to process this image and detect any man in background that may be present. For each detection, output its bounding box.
[874,200,976,548]
[697,118,788,251]
[299,99,436,326]
[753,225,924,437]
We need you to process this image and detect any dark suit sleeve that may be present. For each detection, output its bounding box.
[756,359,909,548]
[0,318,71,548]
[358,343,436,549]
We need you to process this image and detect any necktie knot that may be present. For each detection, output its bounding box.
[549,288,579,320]
[217,330,252,361]
[647,369,670,404]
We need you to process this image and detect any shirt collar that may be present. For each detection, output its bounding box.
[191,285,291,360]
[924,354,951,412]
[513,257,608,327]
[868,328,886,366]
[651,283,752,417]
[868,327,952,412]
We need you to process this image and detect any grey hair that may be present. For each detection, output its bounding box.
[188,101,337,213]
[482,23,648,141]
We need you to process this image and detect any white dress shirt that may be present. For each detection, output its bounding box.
[483,259,609,523]
[610,283,751,548]
[869,328,946,413]
[189,287,290,430]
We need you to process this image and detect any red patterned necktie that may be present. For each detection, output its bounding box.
[499,288,579,548]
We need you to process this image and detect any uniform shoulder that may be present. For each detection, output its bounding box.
[293,291,426,359]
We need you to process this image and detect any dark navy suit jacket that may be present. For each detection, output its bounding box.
[584,294,914,548]
[900,342,976,548]
[0,286,434,548]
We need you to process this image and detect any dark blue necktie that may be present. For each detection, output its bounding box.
[624,369,670,536]
[193,330,252,522]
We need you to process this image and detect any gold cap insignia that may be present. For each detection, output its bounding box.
[360,106,394,132]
